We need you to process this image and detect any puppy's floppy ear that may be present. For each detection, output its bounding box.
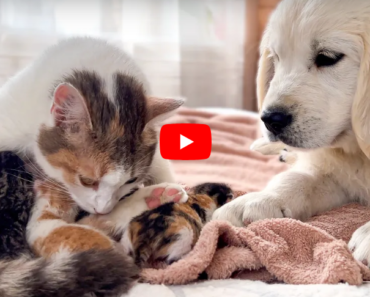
[256,33,274,112]
[352,34,370,158]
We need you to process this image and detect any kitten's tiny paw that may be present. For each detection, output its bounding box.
[348,222,370,267]
[145,183,188,209]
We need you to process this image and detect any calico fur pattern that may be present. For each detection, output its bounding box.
[39,70,158,182]
[0,151,138,297]
[123,183,234,267]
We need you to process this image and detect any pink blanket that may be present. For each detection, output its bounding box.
[168,108,287,192]
[142,108,370,285]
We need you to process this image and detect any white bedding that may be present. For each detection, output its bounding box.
[126,280,370,297]
[124,107,370,297]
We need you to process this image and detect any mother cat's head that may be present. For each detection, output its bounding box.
[34,70,183,214]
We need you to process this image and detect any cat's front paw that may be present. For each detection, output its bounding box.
[348,222,370,267]
[145,183,188,209]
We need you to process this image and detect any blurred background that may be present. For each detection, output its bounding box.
[0,0,279,111]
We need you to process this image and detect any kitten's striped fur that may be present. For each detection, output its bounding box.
[122,183,233,267]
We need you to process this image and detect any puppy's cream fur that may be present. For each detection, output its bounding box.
[213,0,370,266]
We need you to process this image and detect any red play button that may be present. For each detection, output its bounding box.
[160,124,212,160]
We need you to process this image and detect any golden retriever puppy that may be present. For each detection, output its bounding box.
[213,0,370,266]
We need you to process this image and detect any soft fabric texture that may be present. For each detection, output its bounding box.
[141,203,370,286]
[125,279,370,297]
[167,107,287,192]
[139,108,370,286]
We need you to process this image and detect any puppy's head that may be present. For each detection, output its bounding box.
[258,0,370,154]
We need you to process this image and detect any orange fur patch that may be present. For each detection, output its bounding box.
[38,211,61,221]
[34,225,113,257]
[36,179,74,214]
[78,216,117,237]
[192,194,213,209]
[173,203,199,221]
[46,148,115,186]
[128,221,142,248]
[46,149,79,184]
[108,112,125,138]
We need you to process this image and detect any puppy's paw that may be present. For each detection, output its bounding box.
[212,191,287,226]
[279,149,297,164]
[145,183,188,209]
[250,138,286,155]
[348,222,370,266]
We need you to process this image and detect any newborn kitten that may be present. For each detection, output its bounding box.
[84,183,233,267]
[123,183,233,267]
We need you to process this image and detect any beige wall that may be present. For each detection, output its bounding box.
[258,0,280,38]
[243,0,280,111]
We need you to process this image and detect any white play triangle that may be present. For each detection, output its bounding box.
[180,134,193,150]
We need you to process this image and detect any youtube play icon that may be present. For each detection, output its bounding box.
[160,124,212,160]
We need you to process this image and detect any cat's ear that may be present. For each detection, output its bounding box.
[145,97,185,126]
[51,83,92,129]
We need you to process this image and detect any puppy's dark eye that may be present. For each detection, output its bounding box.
[125,177,137,184]
[315,52,344,68]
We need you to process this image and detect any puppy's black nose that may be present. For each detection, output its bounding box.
[261,111,292,135]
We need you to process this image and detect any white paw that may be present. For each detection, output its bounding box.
[348,222,370,266]
[212,191,287,226]
[250,138,286,155]
[145,183,188,209]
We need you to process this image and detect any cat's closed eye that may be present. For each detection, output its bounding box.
[125,177,137,184]
[79,176,99,188]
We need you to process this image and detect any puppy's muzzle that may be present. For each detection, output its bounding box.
[261,110,292,136]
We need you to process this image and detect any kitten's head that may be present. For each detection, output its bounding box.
[192,183,234,207]
[35,70,183,214]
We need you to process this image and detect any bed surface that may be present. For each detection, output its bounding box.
[124,107,370,297]
[126,279,370,297]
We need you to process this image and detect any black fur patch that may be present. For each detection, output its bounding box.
[192,183,233,206]
[0,151,34,259]
[191,203,207,223]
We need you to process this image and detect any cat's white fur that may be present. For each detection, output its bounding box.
[0,37,178,214]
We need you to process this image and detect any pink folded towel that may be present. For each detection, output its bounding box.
[141,203,370,285]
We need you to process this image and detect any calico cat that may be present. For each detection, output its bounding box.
[0,151,138,297]
[0,37,184,296]
[81,182,233,268]
[122,183,233,267]
[0,36,182,215]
